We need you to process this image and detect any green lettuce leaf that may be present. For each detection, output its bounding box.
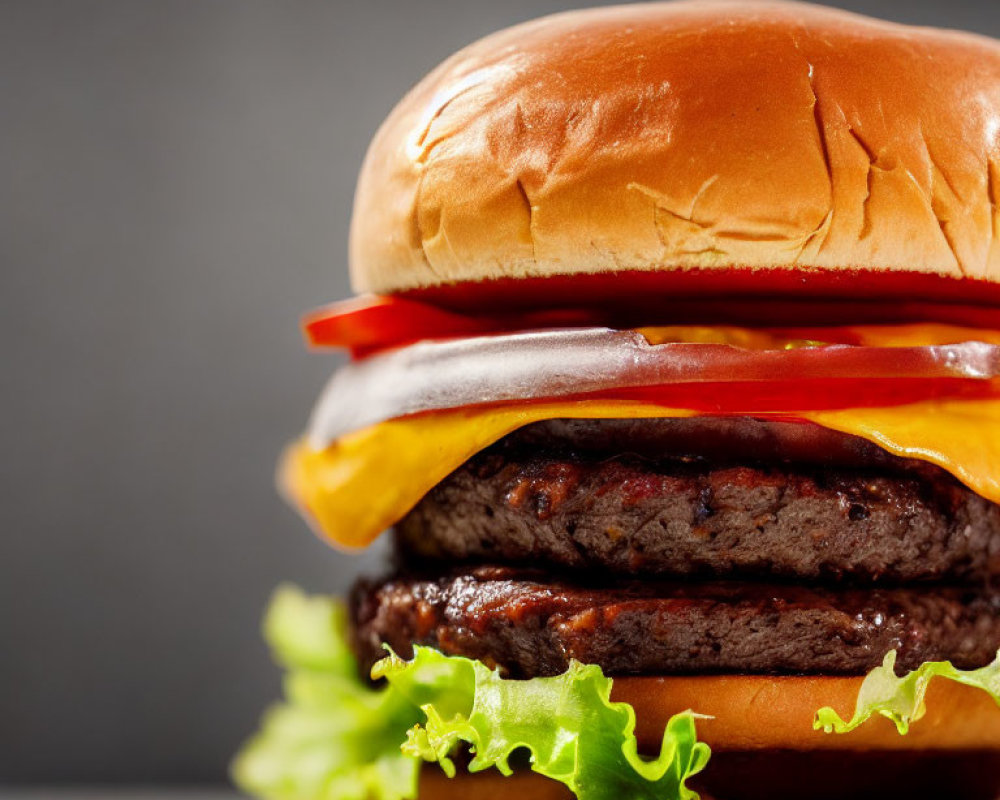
[374,647,710,800]
[233,586,710,800]
[230,586,423,800]
[814,649,1000,735]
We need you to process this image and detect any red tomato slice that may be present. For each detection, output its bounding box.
[302,295,604,356]
[596,378,999,414]
[304,294,1000,355]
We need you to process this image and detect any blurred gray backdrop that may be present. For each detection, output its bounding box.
[2,0,999,786]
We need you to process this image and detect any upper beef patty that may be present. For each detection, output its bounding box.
[352,566,1000,678]
[397,418,1000,582]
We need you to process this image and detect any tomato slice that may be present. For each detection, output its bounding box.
[595,378,998,415]
[302,295,605,356]
[304,294,1000,355]
[303,295,488,353]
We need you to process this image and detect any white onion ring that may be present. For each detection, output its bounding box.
[307,328,1000,446]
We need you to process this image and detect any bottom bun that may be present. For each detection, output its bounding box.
[610,673,1000,751]
[419,751,1000,800]
[419,770,572,800]
[418,673,1000,800]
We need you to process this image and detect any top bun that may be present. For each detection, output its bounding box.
[349,1,1000,297]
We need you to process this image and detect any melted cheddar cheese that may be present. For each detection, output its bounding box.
[281,396,1000,550]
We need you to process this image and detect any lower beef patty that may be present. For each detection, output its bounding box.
[397,418,1000,582]
[351,567,1000,678]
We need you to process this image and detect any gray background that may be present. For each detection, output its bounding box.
[3,0,999,786]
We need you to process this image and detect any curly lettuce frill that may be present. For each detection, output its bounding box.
[814,649,1000,735]
[232,586,710,800]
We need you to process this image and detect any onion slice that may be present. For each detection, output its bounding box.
[306,328,1000,446]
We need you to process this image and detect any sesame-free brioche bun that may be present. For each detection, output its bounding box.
[349,1,1000,299]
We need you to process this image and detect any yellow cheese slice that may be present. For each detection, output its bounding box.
[281,396,1000,550]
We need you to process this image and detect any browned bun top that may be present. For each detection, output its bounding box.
[349,1,1000,300]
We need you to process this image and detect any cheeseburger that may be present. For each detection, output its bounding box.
[234,3,1000,799]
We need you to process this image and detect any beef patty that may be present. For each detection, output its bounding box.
[352,566,1000,678]
[397,418,1000,582]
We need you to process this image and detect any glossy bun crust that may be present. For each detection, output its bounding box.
[350,1,1000,296]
